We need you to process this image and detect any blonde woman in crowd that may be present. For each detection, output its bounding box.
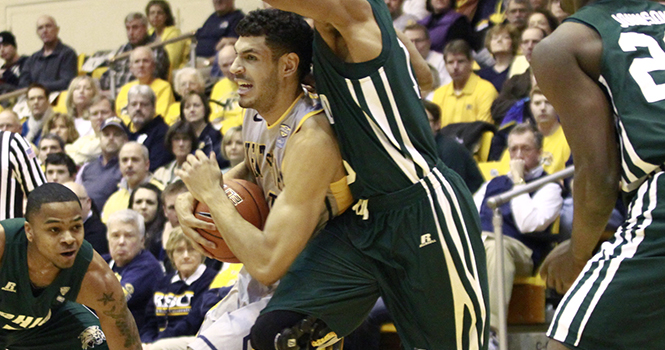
[220,125,243,173]
[41,112,79,145]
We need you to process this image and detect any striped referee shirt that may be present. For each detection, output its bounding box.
[0,131,46,220]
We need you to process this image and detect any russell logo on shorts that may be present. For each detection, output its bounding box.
[419,234,437,248]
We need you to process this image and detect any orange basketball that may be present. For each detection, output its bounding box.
[194,179,270,263]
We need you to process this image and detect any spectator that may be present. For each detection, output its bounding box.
[527,9,559,35]
[116,46,175,121]
[41,112,79,145]
[476,23,520,92]
[0,131,45,220]
[65,95,115,166]
[475,123,562,346]
[403,23,452,89]
[100,13,170,91]
[21,83,52,144]
[105,209,164,331]
[195,0,244,59]
[548,0,570,23]
[180,92,221,159]
[220,125,243,173]
[63,181,109,255]
[507,25,545,78]
[418,0,472,53]
[0,110,22,134]
[403,0,430,19]
[37,133,64,165]
[147,0,189,72]
[424,100,483,193]
[504,0,531,32]
[127,84,174,171]
[77,116,128,213]
[60,76,100,137]
[0,31,27,92]
[129,182,167,261]
[44,152,76,183]
[153,120,198,185]
[141,227,217,345]
[164,68,207,125]
[432,39,498,126]
[160,180,187,247]
[102,142,164,222]
[18,15,77,92]
[491,27,545,124]
[386,0,419,31]
[209,45,243,134]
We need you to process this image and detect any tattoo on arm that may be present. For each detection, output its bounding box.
[103,304,140,348]
[97,292,115,305]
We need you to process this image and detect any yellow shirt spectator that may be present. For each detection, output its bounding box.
[209,77,244,135]
[432,73,498,127]
[116,79,174,125]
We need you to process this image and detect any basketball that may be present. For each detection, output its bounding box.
[194,179,270,263]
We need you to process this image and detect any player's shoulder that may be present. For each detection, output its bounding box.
[80,251,117,294]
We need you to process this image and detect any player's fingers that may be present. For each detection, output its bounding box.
[180,220,217,250]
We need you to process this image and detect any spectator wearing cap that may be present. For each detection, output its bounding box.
[77,115,128,212]
[0,31,27,92]
[65,95,117,166]
[18,15,77,92]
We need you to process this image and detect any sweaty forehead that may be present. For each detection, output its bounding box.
[33,202,82,224]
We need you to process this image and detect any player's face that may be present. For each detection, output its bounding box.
[530,93,558,124]
[100,127,127,156]
[128,94,155,129]
[172,239,203,280]
[183,94,206,124]
[25,201,84,270]
[445,53,473,84]
[72,79,95,107]
[28,88,49,116]
[520,28,544,63]
[508,132,541,171]
[231,36,282,114]
[224,131,244,163]
[39,139,63,163]
[46,164,74,184]
[404,29,430,58]
[171,134,193,161]
[119,144,150,188]
[132,188,159,223]
[107,221,144,268]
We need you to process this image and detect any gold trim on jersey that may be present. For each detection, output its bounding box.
[267,93,305,129]
[330,175,353,214]
[295,109,325,133]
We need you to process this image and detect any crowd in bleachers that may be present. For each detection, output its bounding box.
[0,0,625,349]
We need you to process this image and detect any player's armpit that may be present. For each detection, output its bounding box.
[78,253,142,350]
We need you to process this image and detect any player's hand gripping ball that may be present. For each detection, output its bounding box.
[194,179,270,263]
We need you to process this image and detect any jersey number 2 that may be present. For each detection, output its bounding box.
[619,32,665,103]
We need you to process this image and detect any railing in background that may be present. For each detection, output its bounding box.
[0,87,28,104]
[486,165,575,350]
[109,31,196,97]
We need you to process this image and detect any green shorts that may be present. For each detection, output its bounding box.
[0,301,108,350]
[548,172,665,349]
[263,166,489,350]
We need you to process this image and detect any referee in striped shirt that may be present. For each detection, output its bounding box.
[0,130,46,219]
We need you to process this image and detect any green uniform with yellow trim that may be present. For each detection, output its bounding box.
[261,1,489,349]
[547,1,665,349]
[0,218,108,350]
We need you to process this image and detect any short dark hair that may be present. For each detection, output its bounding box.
[443,39,472,61]
[509,123,543,150]
[25,183,81,223]
[180,92,212,123]
[128,182,163,224]
[236,9,313,82]
[161,179,187,203]
[39,133,66,151]
[45,152,77,177]
[27,83,50,98]
[145,0,175,27]
[423,100,441,124]
[164,120,199,155]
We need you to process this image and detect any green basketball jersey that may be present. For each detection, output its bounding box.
[313,0,441,199]
[567,0,665,192]
[0,218,93,331]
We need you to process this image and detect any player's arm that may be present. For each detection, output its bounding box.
[77,252,142,350]
[395,29,434,93]
[531,22,619,293]
[177,113,343,285]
